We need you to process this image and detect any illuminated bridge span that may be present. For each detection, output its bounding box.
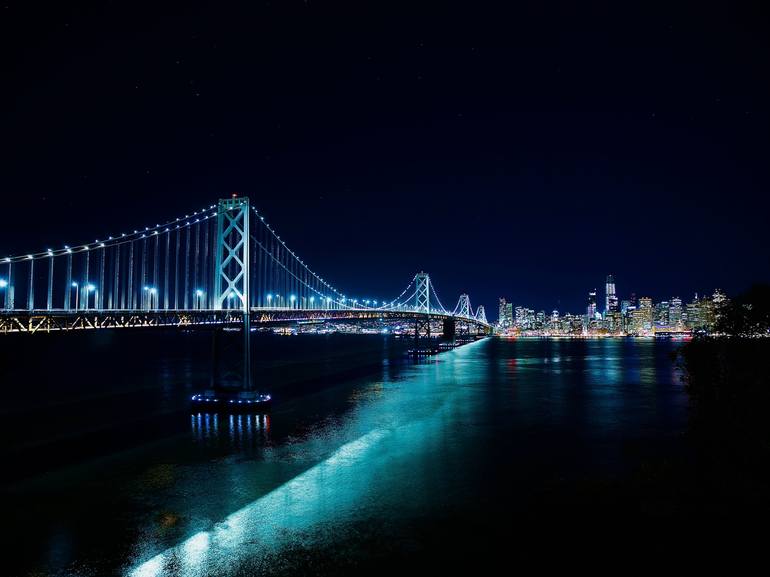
[0,197,489,335]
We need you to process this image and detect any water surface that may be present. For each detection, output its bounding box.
[2,334,693,575]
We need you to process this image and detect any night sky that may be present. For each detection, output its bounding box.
[2,1,768,315]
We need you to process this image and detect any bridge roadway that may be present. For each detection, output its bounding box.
[0,307,491,335]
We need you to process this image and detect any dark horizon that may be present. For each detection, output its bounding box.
[3,1,768,313]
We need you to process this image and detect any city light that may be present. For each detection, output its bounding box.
[496,276,727,337]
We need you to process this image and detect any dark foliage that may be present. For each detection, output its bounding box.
[681,287,770,478]
[716,283,770,336]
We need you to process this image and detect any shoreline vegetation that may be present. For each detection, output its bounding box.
[677,284,770,504]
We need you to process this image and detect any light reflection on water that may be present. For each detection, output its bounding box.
[189,413,271,449]
[129,428,392,577]
[4,336,689,576]
[123,338,687,577]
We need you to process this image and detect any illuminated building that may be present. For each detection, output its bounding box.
[669,297,683,328]
[620,299,631,316]
[624,305,637,333]
[685,294,701,329]
[637,297,653,333]
[586,289,597,321]
[605,274,618,316]
[711,289,728,329]
[550,309,559,325]
[498,297,513,330]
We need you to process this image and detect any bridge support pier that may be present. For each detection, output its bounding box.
[192,196,270,412]
[414,317,431,346]
[442,318,455,341]
[243,310,251,391]
[408,316,437,357]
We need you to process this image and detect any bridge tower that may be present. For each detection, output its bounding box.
[213,196,252,390]
[412,272,433,349]
[476,305,487,324]
[457,294,471,317]
[415,272,430,313]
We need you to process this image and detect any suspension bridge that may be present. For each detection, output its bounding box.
[0,196,490,336]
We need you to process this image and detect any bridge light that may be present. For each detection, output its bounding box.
[71,282,78,287]
[195,289,204,297]
[0,279,7,288]
[290,295,296,302]
[86,284,96,292]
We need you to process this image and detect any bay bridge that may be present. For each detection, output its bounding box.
[0,196,490,337]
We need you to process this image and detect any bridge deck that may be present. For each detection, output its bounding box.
[0,308,490,334]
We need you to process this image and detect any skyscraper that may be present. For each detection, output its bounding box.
[587,289,597,320]
[638,297,653,332]
[605,274,618,316]
[498,297,513,330]
[669,297,683,328]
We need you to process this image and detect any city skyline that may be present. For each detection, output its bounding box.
[497,272,730,335]
[498,273,732,324]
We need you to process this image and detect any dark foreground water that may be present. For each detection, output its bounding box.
[1,333,763,575]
